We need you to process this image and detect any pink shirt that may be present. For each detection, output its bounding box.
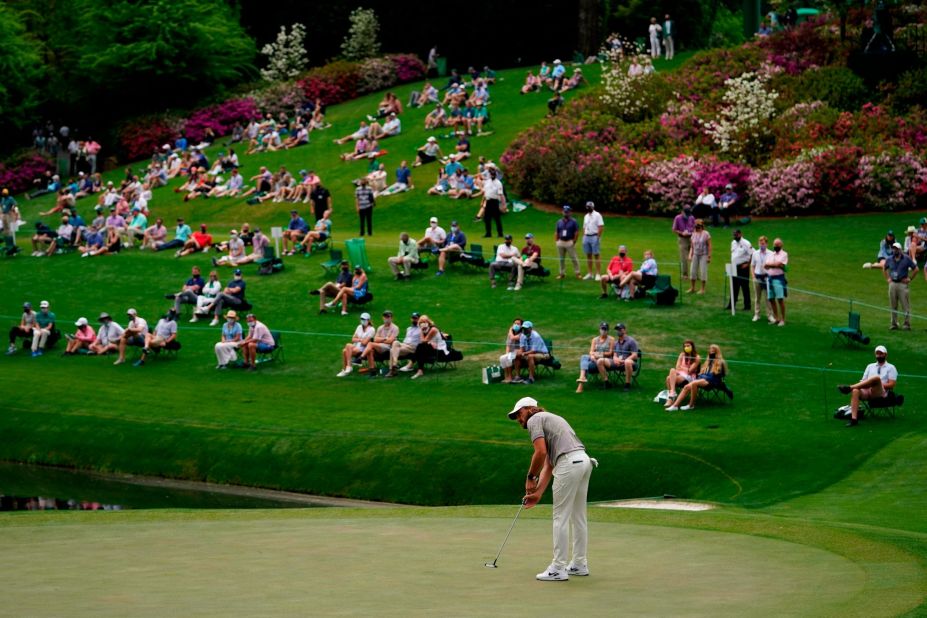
[75,325,96,342]
[247,321,275,346]
[764,249,788,276]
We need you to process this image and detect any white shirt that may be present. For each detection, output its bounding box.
[127,317,149,336]
[424,225,446,244]
[695,193,716,208]
[862,361,897,387]
[730,238,753,265]
[750,247,769,276]
[583,211,604,236]
[495,243,520,263]
[353,324,375,342]
[483,178,504,200]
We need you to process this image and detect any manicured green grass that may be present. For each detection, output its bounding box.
[0,63,924,516]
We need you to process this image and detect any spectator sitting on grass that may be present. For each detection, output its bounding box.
[363,163,388,195]
[175,224,213,258]
[140,218,168,251]
[521,70,541,94]
[207,168,245,198]
[447,169,476,200]
[333,121,369,146]
[512,321,549,385]
[133,310,178,367]
[339,135,372,161]
[424,104,447,130]
[155,218,192,253]
[863,230,896,270]
[359,310,399,376]
[375,161,413,197]
[665,344,731,411]
[413,136,442,167]
[64,317,95,355]
[240,313,275,371]
[89,312,124,355]
[547,89,565,117]
[214,310,242,369]
[575,322,616,393]
[410,82,439,107]
[336,312,375,377]
[213,231,248,268]
[325,266,368,316]
[204,269,248,326]
[427,169,451,196]
[240,166,272,199]
[120,207,147,248]
[374,113,402,139]
[77,224,105,257]
[234,228,270,266]
[560,68,588,92]
[31,217,67,256]
[113,308,148,365]
[282,123,310,149]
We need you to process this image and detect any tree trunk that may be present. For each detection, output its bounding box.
[577,0,602,57]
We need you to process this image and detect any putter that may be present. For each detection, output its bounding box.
[484,500,526,568]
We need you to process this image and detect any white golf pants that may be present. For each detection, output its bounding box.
[551,450,592,569]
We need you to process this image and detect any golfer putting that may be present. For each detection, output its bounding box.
[508,396,596,581]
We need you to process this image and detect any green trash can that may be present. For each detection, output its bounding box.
[436,57,447,77]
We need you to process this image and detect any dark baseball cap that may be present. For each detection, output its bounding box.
[615,323,626,331]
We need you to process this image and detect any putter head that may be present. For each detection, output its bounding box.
[484,562,498,568]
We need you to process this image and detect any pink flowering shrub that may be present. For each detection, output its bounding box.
[758,19,849,75]
[249,81,308,116]
[0,152,55,195]
[184,98,260,143]
[117,114,184,161]
[297,60,361,106]
[642,155,752,214]
[749,159,817,214]
[358,57,398,94]
[388,54,426,83]
[857,151,927,210]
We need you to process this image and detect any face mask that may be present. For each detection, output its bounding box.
[684,346,693,353]
[619,252,626,258]
[774,246,782,252]
[708,353,716,359]
[876,356,886,364]
[227,319,235,325]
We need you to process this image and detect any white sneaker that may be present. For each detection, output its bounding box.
[862,262,872,269]
[680,405,693,411]
[567,564,589,577]
[594,274,602,281]
[666,405,679,411]
[768,316,777,324]
[514,285,522,291]
[189,316,199,323]
[752,314,759,322]
[324,301,335,308]
[336,367,351,377]
[209,318,219,326]
[536,564,569,581]
[582,273,594,280]
[398,364,414,372]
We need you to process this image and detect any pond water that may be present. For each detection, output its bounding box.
[0,461,325,510]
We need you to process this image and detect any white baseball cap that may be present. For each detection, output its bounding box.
[360,312,371,321]
[508,396,538,419]
[430,217,438,224]
[75,317,88,327]
[39,300,49,309]
[875,345,887,355]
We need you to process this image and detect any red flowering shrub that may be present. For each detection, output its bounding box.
[184,98,260,143]
[116,114,184,161]
[758,19,850,75]
[298,60,362,106]
[388,54,426,83]
[0,152,55,195]
[358,57,398,94]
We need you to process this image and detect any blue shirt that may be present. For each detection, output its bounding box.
[520,330,549,354]
[288,217,309,233]
[1,196,16,214]
[175,224,192,241]
[175,137,188,151]
[86,230,104,247]
[226,279,246,299]
[556,218,579,241]
[886,254,916,282]
[552,64,566,79]
[396,166,412,185]
[69,214,86,228]
[444,161,463,177]
[222,321,243,341]
[185,276,206,293]
[447,229,467,249]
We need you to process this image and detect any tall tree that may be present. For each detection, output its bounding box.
[74,0,257,110]
[0,3,45,131]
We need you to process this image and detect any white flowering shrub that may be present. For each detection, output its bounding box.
[341,7,381,61]
[260,23,308,82]
[701,72,779,160]
[599,35,663,122]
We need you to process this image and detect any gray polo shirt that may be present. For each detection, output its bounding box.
[527,411,585,467]
[615,335,639,359]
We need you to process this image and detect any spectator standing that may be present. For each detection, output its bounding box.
[728,230,753,312]
[672,206,695,281]
[883,242,917,330]
[554,205,581,280]
[687,220,711,294]
[309,183,333,223]
[764,238,788,326]
[750,236,775,323]
[355,178,375,237]
[481,168,505,238]
[663,14,675,60]
[1,189,19,256]
[649,17,663,58]
[581,201,604,280]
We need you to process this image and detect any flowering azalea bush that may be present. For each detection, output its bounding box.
[184,98,260,144]
[117,114,184,161]
[0,152,55,195]
[388,54,427,82]
[503,16,927,216]
[249,81,308,117]
[358,57,398,94]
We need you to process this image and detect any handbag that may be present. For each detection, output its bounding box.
[482,365,503,384]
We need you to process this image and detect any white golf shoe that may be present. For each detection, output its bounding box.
[536,564,569,581]
[567,563,589,576]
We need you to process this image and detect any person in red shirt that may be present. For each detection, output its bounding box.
[176,224,214,258]
[508,233,542,291]
[599,245,633,299]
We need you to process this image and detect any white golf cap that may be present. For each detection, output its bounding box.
[892,242,903,250]
[39,300,49,308]
[75,317,88,327]
[875,345,887,354]
[508,396,538,419]
[360,312,371,321]
[430,216,438,223]
[127,308,137,316]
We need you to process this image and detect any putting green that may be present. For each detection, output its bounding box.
[0,511,873,616]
